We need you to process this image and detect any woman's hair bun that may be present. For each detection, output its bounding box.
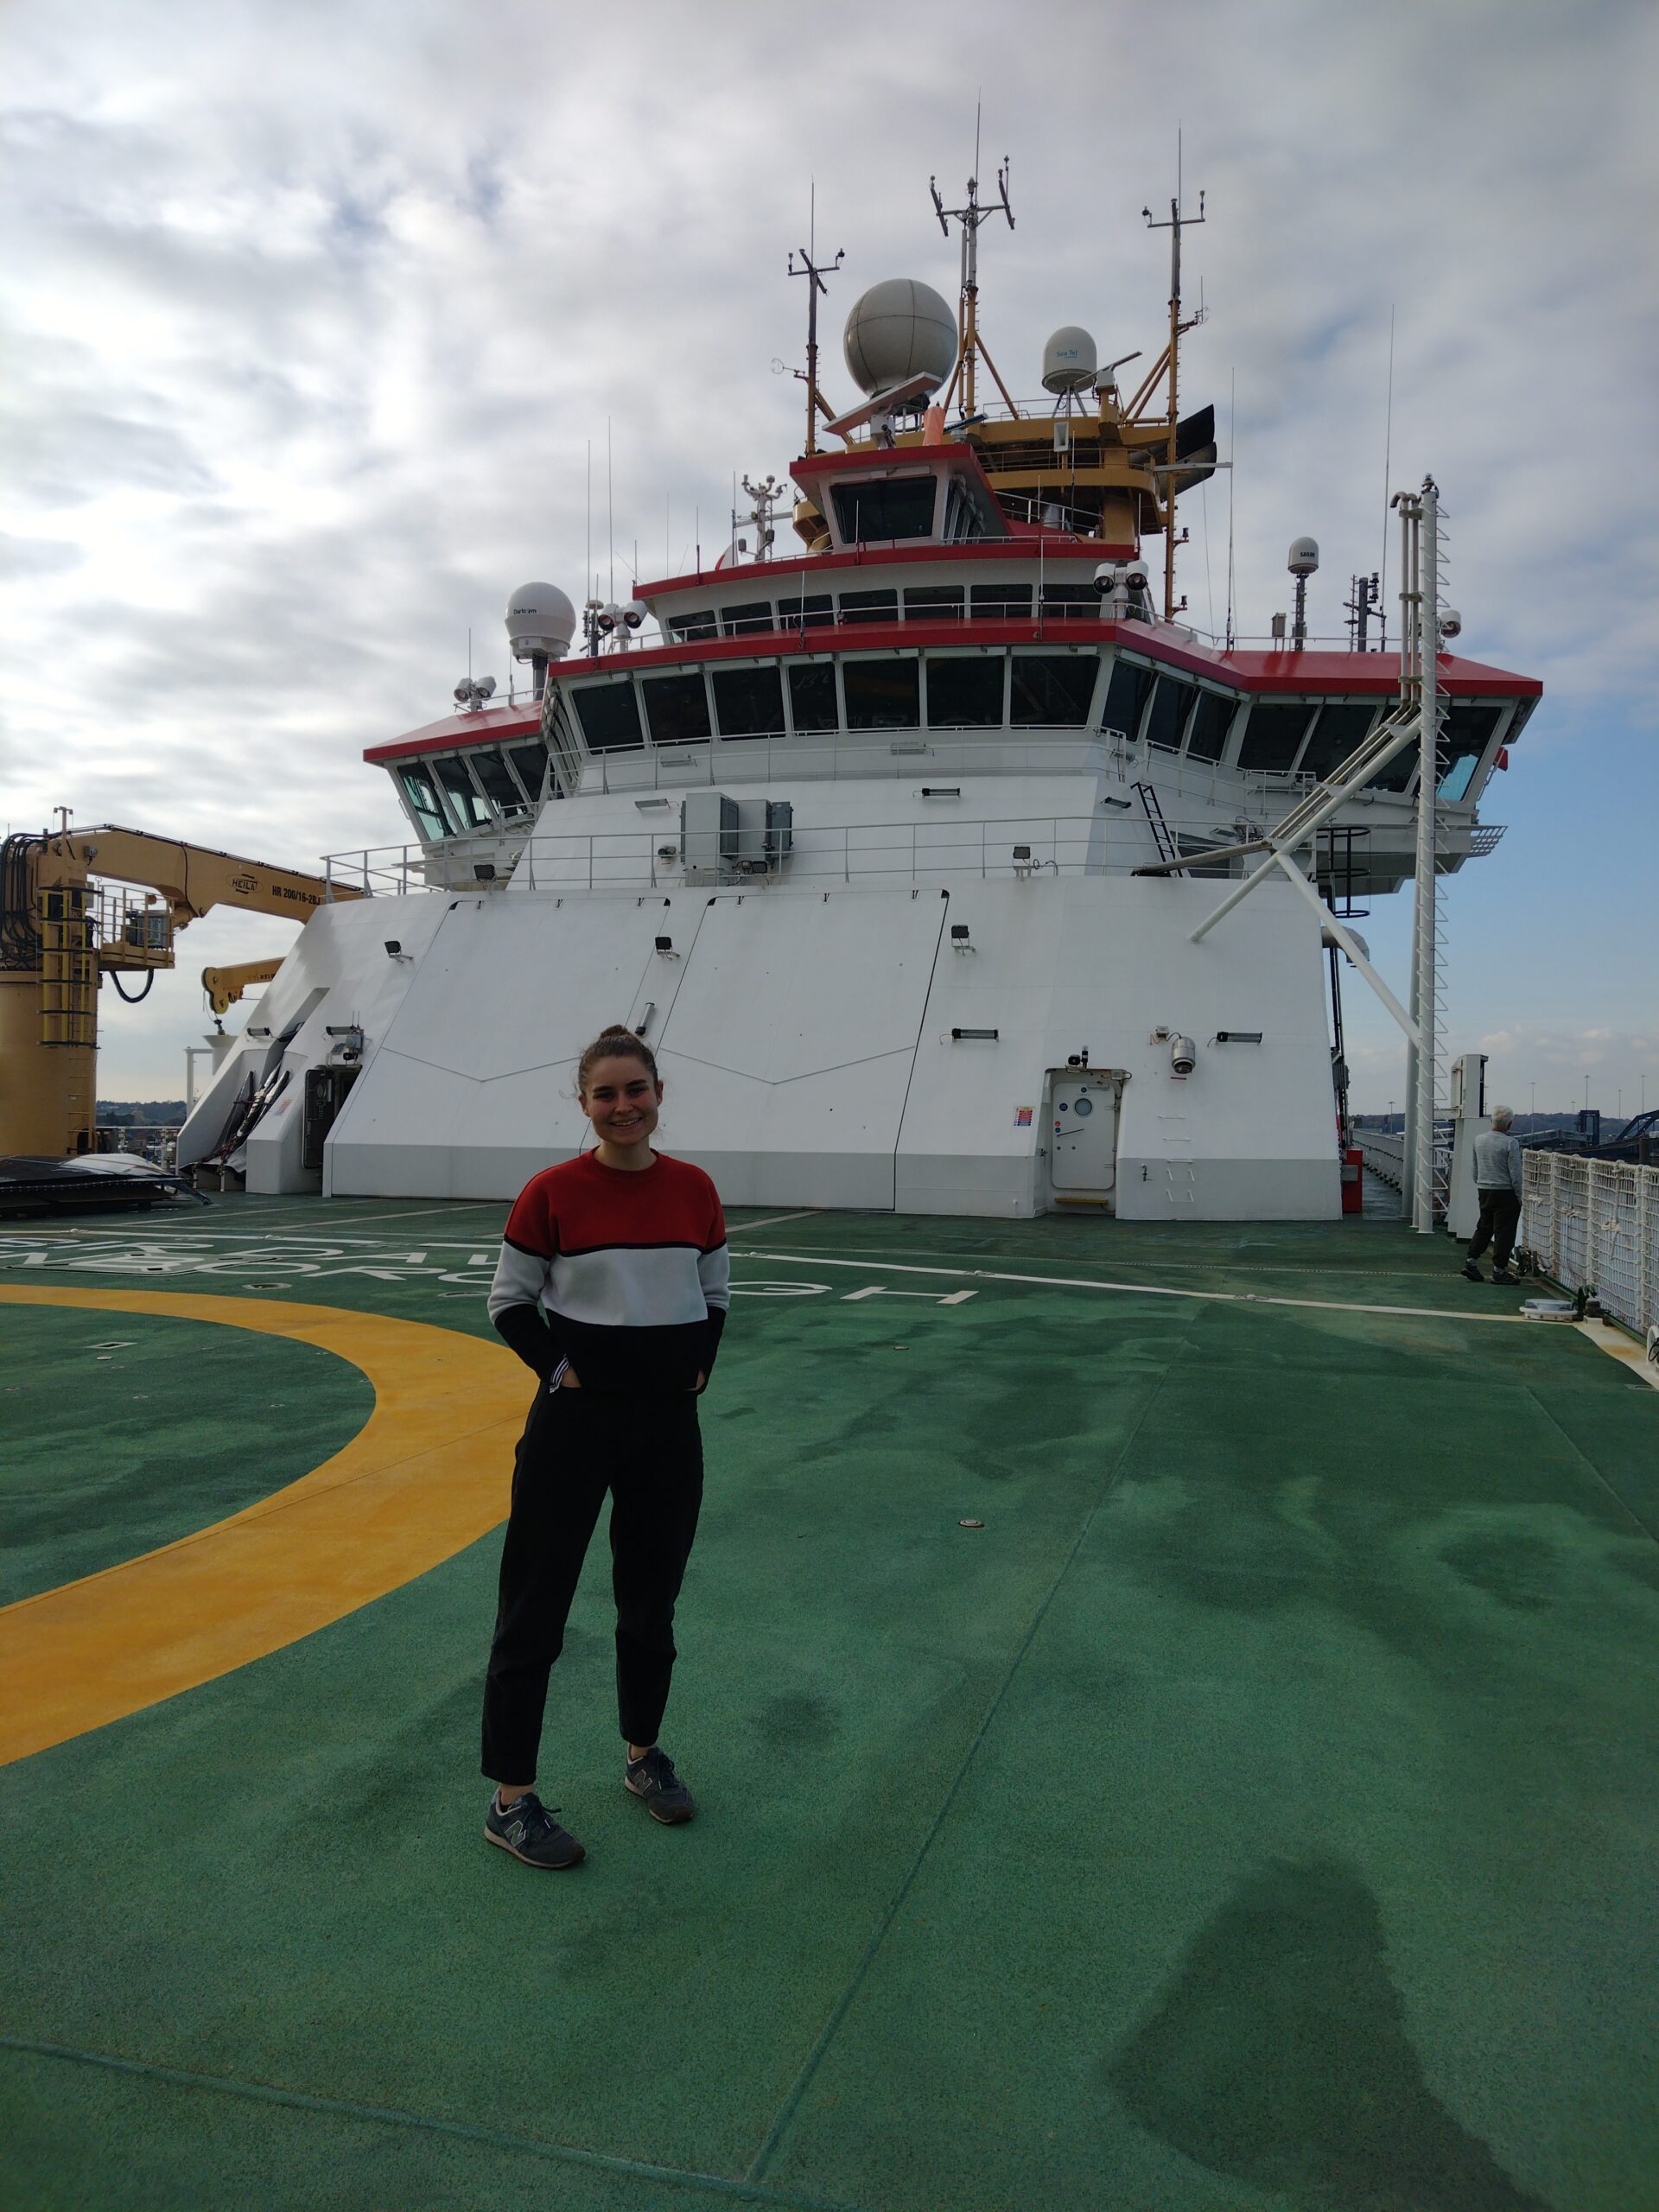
[599,1023,639,1042]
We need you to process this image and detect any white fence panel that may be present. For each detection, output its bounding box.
[1522,1153,1658,1337]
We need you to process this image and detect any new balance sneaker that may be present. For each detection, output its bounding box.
[1460,1260,1484,1282]
[625,1746,696,1825]
[484,1790,585,1869]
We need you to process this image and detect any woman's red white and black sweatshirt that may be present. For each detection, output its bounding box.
[488,1151,729,1396]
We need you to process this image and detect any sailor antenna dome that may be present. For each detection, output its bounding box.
[1042,326,1097,397]
[1287,537,1319,652]
[505,582,577,698]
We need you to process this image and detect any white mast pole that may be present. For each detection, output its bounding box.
[1412,477,1441,1234]
[1399,491,1420,1218]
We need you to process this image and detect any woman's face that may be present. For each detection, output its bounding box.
[581,1055,663,1153]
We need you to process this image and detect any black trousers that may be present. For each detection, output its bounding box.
[1468,1188,1522,1269]
[480,1384,703,1783]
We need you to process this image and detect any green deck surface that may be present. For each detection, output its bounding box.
[2,1193,1656,2211]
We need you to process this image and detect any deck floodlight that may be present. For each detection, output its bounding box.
[950,924,969,940]
[1013,845,1031,860]
[474,863,496,883]
[655,935,673,953]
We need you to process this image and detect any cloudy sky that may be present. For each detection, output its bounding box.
[4,0,1655,1114]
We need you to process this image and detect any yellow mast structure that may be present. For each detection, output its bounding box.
[931,150,1019,422]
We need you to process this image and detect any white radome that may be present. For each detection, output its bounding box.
[1287,537,1320,577]
[505,582,577,660]
[842,279,957,399]
[1042,326,1097,395]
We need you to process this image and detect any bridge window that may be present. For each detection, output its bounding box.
[1237,702,1313,772]
[435,755,493,830]
[1039,584,1098,620]
[1101,655,1154,740]
[830,476,937,543]
[643,672,711,747]
[1011,652,1096,728]
[1299,702,1378,784]
[1143,676,1195,751]
[721,601,774,637]
[712,664,785,740]
[905,586,965,622]
[839,588,899,626]
[843,656,919,729]
[971,582,1033,620]
[666,609,717,642]
[779,593,834,631]
[470,749,532,817]
[573,678,644,753]
[788,661,838,734]
[507,743,548,803]
[398,766,449,841]
[925,653,1004,728]
[1185,689,1235,762]
[1437,699,1503,801]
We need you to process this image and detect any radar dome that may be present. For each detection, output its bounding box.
[1287,537,1320,577]
[505,582,577,660]
[1042,326,1097,395]
[842,279,957,399]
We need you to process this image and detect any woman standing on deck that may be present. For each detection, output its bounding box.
[480,1025,729,1870]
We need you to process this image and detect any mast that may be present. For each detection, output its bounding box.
[931,128,1016,419]
[1143,155,1205,621]
[788,186,843,459]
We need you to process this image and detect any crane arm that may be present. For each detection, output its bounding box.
[67,828,361,928]
[201,957,286,1017]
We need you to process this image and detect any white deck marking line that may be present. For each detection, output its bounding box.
[1575,1319,1659,1391]
[737,1249,1535,1325]
[727,1209,822,1236]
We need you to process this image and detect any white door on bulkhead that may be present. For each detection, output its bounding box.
[1050,1074,1119,1192]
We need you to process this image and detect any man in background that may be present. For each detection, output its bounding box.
[1462,1105,1524,1286]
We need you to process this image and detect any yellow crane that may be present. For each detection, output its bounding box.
[201,957,286,1018]
[0,820,360,1159]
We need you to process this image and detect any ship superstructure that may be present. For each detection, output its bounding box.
[177,186,1541,1219]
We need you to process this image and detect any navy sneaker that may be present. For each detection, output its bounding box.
[625,1746,696,1825]
[1460,1260,1483,1282]
[1491,1268,1518,1286]
[484,1789,584,1869]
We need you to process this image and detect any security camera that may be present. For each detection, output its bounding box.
[1170,1033,1197,1077]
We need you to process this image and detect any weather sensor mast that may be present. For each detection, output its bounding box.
[931,143,1016,421]
[788,187,845,458]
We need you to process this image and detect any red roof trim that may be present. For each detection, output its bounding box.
[635,537,1134,600]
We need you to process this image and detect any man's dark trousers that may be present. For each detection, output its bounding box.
[1468,1188,1522,1271]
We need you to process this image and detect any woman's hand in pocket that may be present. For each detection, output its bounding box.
[558,1368,582,1389]
[690,1371,707,1394]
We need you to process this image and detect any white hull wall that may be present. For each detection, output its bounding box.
[283,871,1340,1220]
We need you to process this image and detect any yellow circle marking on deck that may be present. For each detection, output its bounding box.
[0,1286,524,1768]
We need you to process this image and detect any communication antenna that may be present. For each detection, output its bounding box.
[1143,131,1206,621]
[931,110,1017,420]
[1378,303,1395,652]
[788,182,844,458]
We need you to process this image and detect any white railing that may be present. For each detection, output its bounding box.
[1523,1154,1659,1338]
[321,830,529,897]
[1356,1124,1452,1211]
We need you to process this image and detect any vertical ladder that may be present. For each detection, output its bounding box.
[1134,783,1182,871]
[39,887,97,1048]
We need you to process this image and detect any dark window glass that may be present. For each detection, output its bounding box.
[788,661,838,733]
[435,756,493,830]
[926,654,1003,728]
[1237,702,1313,772]
[1102,656,1154,739]
[971,582,1033,620]
[905,586,964,622]
[1298,702,1378,784]
[839,588,899,625]
[574,679,644,753]
[1010,653,1096,728]
[399,767,449,841]
[470,748,531,815]
[778,594,834,629]
[667,609,717,642]
[1040,584,1099,620]
[711,664,785,739]
[642,672,711,746]
[830,477,937,542]
[843,657,919,729]
[1143,677,1194,751]
[507,743,548,802]
[721,601,773,637]
[1186,690,1235,762]
[1436,698,1503,801]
